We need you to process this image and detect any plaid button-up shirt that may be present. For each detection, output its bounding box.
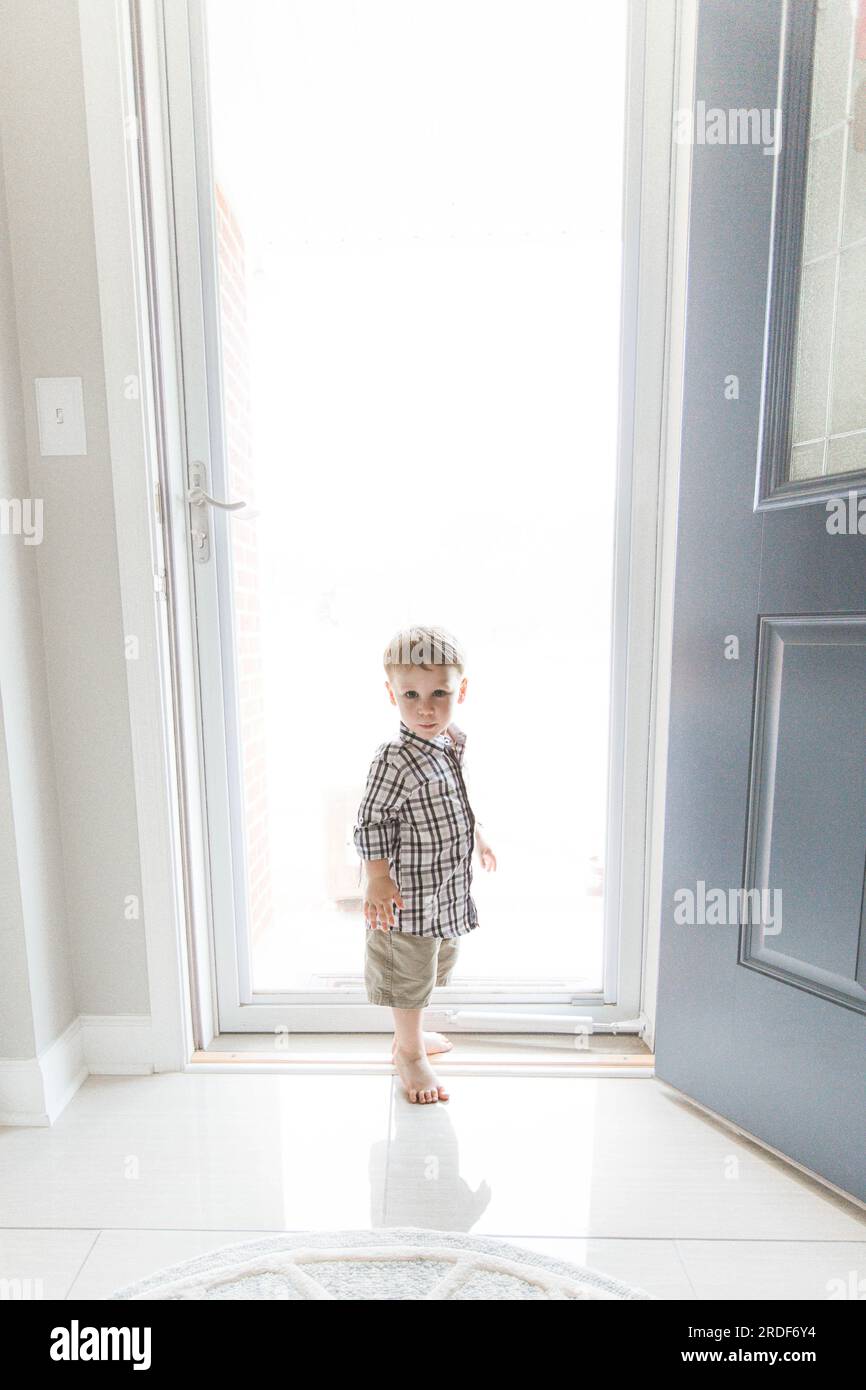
[353,719,480,938]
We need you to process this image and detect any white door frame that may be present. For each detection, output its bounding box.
[79,0,694,1051]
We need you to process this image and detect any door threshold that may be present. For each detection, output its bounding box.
[188,1031,655,1077]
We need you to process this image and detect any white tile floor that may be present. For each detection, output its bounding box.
[0,1071,863,1299]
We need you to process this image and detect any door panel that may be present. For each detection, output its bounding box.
[742,617,866,1009]
[656,0,866,1201]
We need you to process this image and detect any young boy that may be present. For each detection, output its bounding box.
[353,625,497,1104]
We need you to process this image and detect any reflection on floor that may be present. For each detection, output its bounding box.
[1,1070,863,1300]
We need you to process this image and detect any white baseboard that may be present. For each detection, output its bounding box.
[78,1014,154,1075]
[0,1014,153,1126]
[0,1058,56,1126]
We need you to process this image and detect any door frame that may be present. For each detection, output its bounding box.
[79,0,695,1052]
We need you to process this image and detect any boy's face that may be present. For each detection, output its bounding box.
[386,665,467,740]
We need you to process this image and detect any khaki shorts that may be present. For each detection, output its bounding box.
[364,928,460,1009]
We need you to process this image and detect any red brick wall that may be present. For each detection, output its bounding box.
[215,182,274,946]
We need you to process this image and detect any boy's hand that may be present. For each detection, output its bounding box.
[474,830,497,872]
[363,873,404,930]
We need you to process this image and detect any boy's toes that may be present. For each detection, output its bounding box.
[394,1049,448,1105]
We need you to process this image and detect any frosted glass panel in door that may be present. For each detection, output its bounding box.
[789,0,866,481]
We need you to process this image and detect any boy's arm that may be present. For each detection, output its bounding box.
[353,751,405,863]
[359,857,392,894]
[362,857,390,877]
[353,750,408,878]
[354,752,408,925]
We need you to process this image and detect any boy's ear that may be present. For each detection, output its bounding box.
[457,676,468,702]
[385,679,397,707]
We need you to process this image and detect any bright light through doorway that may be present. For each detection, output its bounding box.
[204,0,627,993]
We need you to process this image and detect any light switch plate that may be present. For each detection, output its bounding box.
[34,377,88,456]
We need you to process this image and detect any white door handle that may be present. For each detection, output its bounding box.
[187,485,247,511]
[187,460,258,564]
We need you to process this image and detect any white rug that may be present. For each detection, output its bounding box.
[111,1228,652,1300]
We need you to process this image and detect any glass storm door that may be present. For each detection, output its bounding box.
[159,0,662,1032]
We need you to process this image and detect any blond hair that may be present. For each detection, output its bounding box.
[383,624,466,678]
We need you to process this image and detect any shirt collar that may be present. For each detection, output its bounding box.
[399,718,461,751]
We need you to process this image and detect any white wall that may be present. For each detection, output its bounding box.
[0,0,149,1052]
[0,122,74,1057]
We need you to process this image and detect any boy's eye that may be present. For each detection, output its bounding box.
[403,691,418,699]
[433,690,449,697]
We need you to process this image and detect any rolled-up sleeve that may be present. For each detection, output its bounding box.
[353,752,406,861]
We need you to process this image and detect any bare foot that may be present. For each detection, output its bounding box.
[393,1047,450,1103]
[391,1030,453,1058]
